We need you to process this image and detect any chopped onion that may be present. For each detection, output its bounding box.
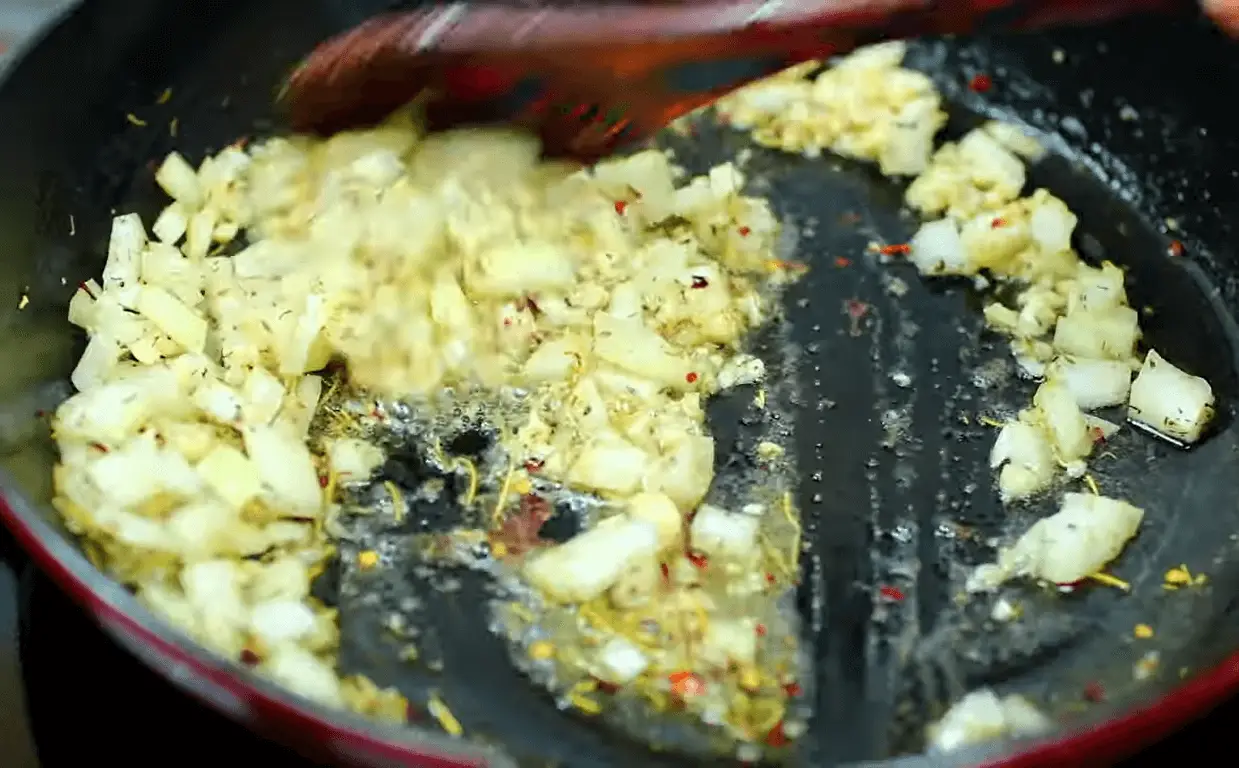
[989,421,1055,502]
[1000,492,1144,585]
[625,492,683,551]
[1028,193,1077,254]
[1052,306,1140,362]
[1045,356,1132,411]
[595,637,649,684]
[1127,349,1216,445]
[909,218,967,275]
[524,517,660,603]
[1031,380,1093,462]
[689,504,759,561]
[928,688,1051,754]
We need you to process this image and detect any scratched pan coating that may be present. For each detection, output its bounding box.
[3,1,1239,766]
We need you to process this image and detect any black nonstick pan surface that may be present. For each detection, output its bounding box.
[2,1,1239,767]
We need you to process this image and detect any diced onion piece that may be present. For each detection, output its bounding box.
[567,435,648,496]
[197,444,263,510]
[643,433,715,511]
[181,559,248,653]
[67,285,98,329]
[625,492,682,551]
[1068,261,1127,314]
[608,555,660,609]
[263,645,343,708]
[1001,492,1144,585]
[592,314,691,389]
[241,366,285,426]
[193,377,243,424]
[466,241,577,297]
[1127,350,1215,445]
[524,517,659,603]
[981,121,1047,161]
[56,372,172,445]
[71,335,123,392]
[184,207,218,260]
[700,618,759,669]
[136,285,207,353]
[1052,306,1140,362]
[102,213,146,290]
[1032,380,1093,463]
[326,438,385,482]
[86,433,201,508]
[521,339,579,383]
[957,130,1026,193]
[689,504,759,561]
[1028,192,1076,254]
[989,421,1056,502]
[152,203,190,244]
[928,688,1051,754]
[595,637,649,684]
[717,354,765,390]
[909,218,967,275]
[1045,356,1132,411]
[243,425,323,518]
[960,212,1029,273]
[249,599,317,647]
[155,151,204,209]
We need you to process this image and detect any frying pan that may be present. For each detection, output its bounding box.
[2,1,1239,766]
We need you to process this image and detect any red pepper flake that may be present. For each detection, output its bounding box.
[783,681,803,697]
[844,298,871,337]
[969,73,993,93]
[318,473,329,488]
[1083,680,1105,702]
[879,584,904,601]
[1168,239,1185,257]
[690,275,709,289]
[659,562,670,583]
[669,671,706,697]
[833,256,851,268]
[755,623,768,637]
[89,442,109,453]
[490,494,554,556]
[738,226,751,237]
[686,550,709,569]
[239,648,260,666]
[502,317,512,327]
[991,217,1007,228]
[765,572,777,585]
[77,281,95,297]
[879,243,911,256]
[614,200,628,215]
[1089,426,1107,443]
[685,371,699,384]
[34,410,45,418]
[765,720,789,747]
[524,458,543,473]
